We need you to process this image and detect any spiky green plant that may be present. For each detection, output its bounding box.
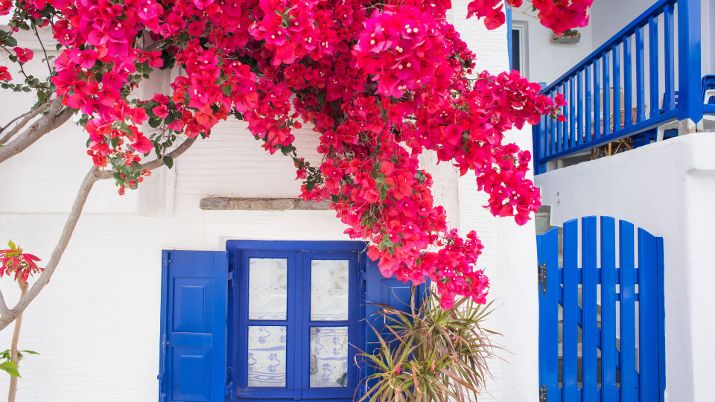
[357,290,497,402]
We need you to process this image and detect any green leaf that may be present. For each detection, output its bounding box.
[163,156,173,169]
[0,361,20,378]
[148,117,162,128]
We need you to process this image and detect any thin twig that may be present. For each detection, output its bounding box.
[0,101,52,145]
[0,99,73,164]
[96,136,197,180]
[32,26,53,76]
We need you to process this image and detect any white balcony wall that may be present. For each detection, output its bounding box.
[536,132,715,402]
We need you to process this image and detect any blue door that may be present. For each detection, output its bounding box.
[158,250,228,402]
[228,241,365,401]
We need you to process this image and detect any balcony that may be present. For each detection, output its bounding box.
[531,0,713,173]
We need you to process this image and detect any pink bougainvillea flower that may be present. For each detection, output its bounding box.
[13,47,33,63]
[0,66,11,81]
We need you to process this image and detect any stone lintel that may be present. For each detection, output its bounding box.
[200,197,330,211]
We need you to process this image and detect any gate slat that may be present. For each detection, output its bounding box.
[620,221,638,402]
[600,217,618,400]
[581,217,598,402]
[639,229,658,402]
[538,228,561,402]
[563,220,580,402]
[656,237,666,402]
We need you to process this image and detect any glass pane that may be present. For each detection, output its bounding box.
[310,260,349,321]
[310,327,349,388]
[248,326,287,388]
[249,258,287,320]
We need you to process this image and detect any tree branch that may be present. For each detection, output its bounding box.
[0,291,11,319]
[0,101,52,146]
[0,99,74,164]
[0,166,99,331]
[0,136,197,331]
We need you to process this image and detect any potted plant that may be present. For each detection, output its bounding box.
[552,29,581,44]
[357,290,497,401]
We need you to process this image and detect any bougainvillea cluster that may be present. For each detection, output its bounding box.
[0,242,43,283]
[0,0,587,307]
[468,0,593,33]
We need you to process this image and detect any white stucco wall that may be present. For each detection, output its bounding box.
[0,2,540,401]
[536,133,715,402]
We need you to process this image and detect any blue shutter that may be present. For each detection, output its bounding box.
[364,258,429,350]
[362,259,426,398]
[159,250,228,402]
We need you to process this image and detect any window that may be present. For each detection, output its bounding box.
[510,22,529,77]
[159,245,423,402]
[231,242,363,401]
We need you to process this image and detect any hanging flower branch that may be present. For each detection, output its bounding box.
[0,0,586,309]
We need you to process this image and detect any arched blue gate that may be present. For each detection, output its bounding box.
[536,216,666,402]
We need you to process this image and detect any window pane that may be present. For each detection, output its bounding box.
[249,258,287,320]
[311,260,349,321]
[248,326,287,388]
[310,327,349,388]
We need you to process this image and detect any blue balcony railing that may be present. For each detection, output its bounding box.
[532,0,706,174]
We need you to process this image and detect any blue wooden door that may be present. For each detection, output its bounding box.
[159,250,228,402]
[537,217,666,402]
[228,241,365,401]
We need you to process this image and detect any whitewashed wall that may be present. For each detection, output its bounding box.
[536,133,715,402]
[0,3,540,401]
[511,6,594,84]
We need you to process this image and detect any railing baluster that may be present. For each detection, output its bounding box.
[594,59,601,139]
[678,0,703,126]
[578,70,584,145]
[603,53,611,137]
[569,78,576,149]
[586,65,592,144]
[558,85,569,152]
[546,93,553,157]
[663,4,675,111]
[613,44,622,132]
[636,26,646,122]
[624,35,633,127]
[649,16,660,118]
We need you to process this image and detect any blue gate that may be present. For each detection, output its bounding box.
[537,216,666,402]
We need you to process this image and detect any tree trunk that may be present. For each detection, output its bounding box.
[7,280,28,402]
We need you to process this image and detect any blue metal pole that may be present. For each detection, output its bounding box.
[678,0,703,127]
